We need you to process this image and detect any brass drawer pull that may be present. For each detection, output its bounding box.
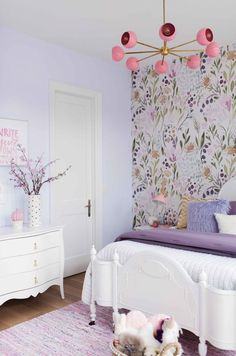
[34,260,38,267]
[33,242,38,250]
[34,276,38,285]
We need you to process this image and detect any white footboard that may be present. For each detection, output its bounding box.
[204,287,236,350]
[89,246,236,354]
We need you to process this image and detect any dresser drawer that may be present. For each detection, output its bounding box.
[0,263,60,295]
[0,247,60,277]
[0,231,61,259]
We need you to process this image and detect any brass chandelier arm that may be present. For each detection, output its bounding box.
[125,50,159,55]
[171,49,202,53]
[169,39,197,50]
[137,51,160,62]
[170,52,188,61]
[137,41,160,51]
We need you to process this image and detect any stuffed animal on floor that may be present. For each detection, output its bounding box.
[149,315,182,356]
[115,329,145,356]
[113,311,182,356]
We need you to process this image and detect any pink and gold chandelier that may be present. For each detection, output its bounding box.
[112,0,220,74]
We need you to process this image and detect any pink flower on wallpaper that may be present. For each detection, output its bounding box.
[138,186,155,210]
[168,59,182,78]
[169,154,177,162]
[203,103,227,123]
[145,106,156,121]
[225,98,232,112]
[219,95,232,112]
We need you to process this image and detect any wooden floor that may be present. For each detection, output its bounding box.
[0,273,85,331]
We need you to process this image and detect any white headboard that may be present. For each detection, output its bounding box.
[218,177,236,200]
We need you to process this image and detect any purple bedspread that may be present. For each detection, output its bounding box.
[115,228,236,257]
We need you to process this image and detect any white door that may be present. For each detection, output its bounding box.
[50,83,102,277]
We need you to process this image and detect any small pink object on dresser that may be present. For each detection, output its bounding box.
[11,209,23,231]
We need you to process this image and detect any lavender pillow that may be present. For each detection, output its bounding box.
[187,199,230,233]
[229,201,236,215]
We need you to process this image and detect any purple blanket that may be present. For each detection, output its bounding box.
[115,228,236,257]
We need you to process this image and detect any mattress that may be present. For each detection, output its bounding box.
[82,240,236,304]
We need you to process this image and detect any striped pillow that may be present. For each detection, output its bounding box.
[177,196,203,229]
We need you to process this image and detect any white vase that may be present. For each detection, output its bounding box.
[28,194,41,227]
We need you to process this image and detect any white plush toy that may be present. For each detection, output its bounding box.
[113,312,127,336]
[138,322,160,356]
[113,311,182,356]
[160,317,183,356]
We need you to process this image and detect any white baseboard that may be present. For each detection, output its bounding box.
[64,254,90,277]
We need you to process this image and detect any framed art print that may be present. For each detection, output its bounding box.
[0,118,28,166]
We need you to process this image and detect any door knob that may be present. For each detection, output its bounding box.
[84,199,91,217]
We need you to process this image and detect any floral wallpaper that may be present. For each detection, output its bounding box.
[131,46,236,227]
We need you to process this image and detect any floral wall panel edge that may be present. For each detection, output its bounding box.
[131,46,236,227]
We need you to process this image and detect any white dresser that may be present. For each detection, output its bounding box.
[0,225,64,306]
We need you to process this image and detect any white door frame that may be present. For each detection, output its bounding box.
[49,81,103,252]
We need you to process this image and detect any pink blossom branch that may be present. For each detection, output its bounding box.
[9,145,71,195]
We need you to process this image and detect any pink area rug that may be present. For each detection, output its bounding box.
[0,301,235,356]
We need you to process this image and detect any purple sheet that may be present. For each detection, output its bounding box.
[115,228,236,257]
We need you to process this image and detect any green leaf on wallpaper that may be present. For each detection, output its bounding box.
[223,71,227,80]
[180,140,183,148]
[231,81,235,92]
[132,138,136,152]
[200,132,205,148]
[195,137,199,146]
[224,165,228,175]
[185,136,190,144]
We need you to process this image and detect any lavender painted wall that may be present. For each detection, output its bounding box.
[0,27,132,246]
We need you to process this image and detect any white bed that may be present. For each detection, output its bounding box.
[82,177,236,355]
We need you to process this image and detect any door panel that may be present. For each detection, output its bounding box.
[52,91,93,276]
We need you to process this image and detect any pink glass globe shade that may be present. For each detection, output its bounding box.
[126,57,139,71]
[155,60,168,74]
[187,55,201,69]
[159,23,176,41]
[112,46,124,62]
[196,28,213,45]
[121,31,137,48]
[206,42,220,57]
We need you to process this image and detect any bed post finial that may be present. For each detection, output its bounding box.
[199,270,207,284]
[90,245,97,258]
[113,249,119,262]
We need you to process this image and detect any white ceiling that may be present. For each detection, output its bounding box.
[0,0,235,61]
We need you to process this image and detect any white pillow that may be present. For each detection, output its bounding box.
[214,213,236,234]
